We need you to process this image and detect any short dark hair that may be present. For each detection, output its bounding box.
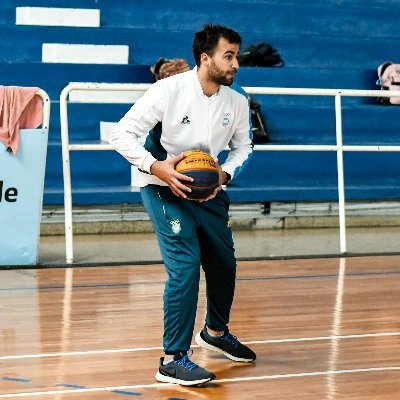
[192,24,242,67]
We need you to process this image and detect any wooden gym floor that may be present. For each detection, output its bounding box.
[1,255,400,399]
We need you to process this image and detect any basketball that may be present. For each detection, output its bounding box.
[175,150,220,200]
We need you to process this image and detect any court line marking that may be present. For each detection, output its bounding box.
[1,378,30,383]
[1,366,400,397]
[1,331,400,360]
[2,268,400,292]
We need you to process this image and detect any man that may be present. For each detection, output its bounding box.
[110,24,255,386]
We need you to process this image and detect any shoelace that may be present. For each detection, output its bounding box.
[175,351,198,370]
[222,333,240,348]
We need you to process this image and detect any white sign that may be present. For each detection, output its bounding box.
[0,129,48,265]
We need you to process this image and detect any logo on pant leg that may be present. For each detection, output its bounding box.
[170,219,181,234]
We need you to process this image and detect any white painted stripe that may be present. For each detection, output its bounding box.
[216,366,400,383]
[1,331,399,361]
[244,331,400,344]
[42,44,129,64]
[0,345,163,360]
[1,366,400,397]
[16,7,100,27]
[100,122,117,142]
[69,84,145,104]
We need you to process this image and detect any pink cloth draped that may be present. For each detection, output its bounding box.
[0,86,43,154]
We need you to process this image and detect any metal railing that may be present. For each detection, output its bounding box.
[60,83,400,264]
[36,88,50,132]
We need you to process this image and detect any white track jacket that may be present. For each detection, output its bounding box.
[109,67,253,187]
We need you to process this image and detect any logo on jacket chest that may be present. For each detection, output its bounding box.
[178,113,231,128]
[222,113,231,127]
[181,115,190,124]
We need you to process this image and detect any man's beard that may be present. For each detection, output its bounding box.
[208,59,235,86]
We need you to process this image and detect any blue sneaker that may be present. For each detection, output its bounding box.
[195,325,256,362]
[155,351,215,386]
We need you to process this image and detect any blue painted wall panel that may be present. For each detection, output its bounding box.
[44,144,131,188]
[5,0,396,39]
[0,63,152,100]
[1,25,399,69]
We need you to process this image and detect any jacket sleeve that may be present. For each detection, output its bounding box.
[221,95,253,180]
[109,81,166,173]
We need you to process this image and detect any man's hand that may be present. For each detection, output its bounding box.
[150,154,194,198]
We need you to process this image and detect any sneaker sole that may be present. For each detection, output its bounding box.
[195,332,255,363]
[155,371,215,386]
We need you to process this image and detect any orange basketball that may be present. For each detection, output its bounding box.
[175,150,220,200]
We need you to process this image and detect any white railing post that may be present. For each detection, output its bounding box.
[36,89,50,132]
[335,93,347,254]
[60,87,74,264]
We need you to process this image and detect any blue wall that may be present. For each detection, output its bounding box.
[2,0,400,203]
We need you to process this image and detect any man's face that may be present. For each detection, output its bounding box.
[205,38,240,86]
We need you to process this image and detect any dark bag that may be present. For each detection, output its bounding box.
[250,97,269,143]
[238,42,284,67]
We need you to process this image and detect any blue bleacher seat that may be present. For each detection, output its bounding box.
[2,1,400,204]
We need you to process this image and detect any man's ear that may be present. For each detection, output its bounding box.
[200,52,210,66]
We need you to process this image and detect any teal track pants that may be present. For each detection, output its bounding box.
[141,185,237,354]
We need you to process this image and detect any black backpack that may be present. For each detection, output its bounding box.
[249,97,269,143]
[238,42,284,67]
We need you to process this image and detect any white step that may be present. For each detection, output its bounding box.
[16,7,100,27]
[100,122,117,143]
[42,43,129,64]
